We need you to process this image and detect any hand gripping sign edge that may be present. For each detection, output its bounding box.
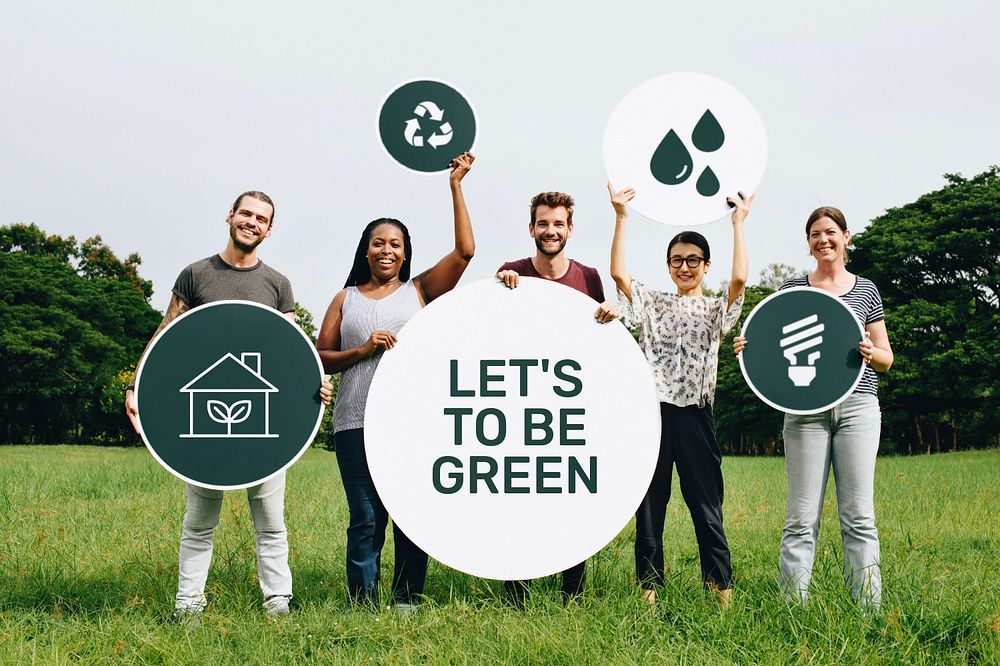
[363,278,661,580]
[134,300,325,490]
[376,77,479,175]
[738,287,865,415]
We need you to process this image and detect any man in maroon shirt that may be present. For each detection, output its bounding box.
[497,191,617,322]
[495,191,618,603]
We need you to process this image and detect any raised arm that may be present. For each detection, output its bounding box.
[125,293,190,432]
[726,191,753,308]
[413,152,476,303]
[316,289,397,374]
[608,183,636,302]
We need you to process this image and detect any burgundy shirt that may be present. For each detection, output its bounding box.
[497,258,606,302]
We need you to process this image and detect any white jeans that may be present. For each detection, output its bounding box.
[779,393,882,609]
[175,472,292,610]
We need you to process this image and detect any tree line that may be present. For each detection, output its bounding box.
[2,168,997,453]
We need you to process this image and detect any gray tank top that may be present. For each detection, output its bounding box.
[333,280,422,433]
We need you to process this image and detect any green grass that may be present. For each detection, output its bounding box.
[1,446,997,664]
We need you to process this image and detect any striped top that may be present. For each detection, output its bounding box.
[332,281,422,433]
[780,275,885,396]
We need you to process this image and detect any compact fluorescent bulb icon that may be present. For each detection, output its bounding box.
[780,314,824,387]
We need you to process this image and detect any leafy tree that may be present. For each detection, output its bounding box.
[713,271,792,455]
[849,166,1000,453]
[0,225,160,443]
[294,301,337,449]
[294,302,317,340]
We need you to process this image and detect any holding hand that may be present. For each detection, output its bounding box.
[449,152,475,183]
[859,331,874,365]
[125,390,139,434]
[726,191,755,225]
[608,183,636,217]
[319,375,334,406]
[362,330,397,356]
[733,336,747,356]
[595,300,618,324]
[496,270,520,289]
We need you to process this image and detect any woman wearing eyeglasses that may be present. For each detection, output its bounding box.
[609,184,753,607]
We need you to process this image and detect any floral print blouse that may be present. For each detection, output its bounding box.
[618,279,744,408]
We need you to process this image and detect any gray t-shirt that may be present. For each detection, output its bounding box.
[172,254,294,312]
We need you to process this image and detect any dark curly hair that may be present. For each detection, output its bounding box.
[343,218,413,287]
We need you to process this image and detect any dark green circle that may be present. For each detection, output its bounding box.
[378,79,477,173]
[135,301,323,489]
[740,288,864,414]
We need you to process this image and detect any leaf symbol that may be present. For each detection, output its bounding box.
[649,129,693,185]
[228,400,252,425]
[207,400,230,424]
[692,109,725,153]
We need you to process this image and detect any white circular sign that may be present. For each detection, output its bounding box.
[364,278,661,580]
[603,72,768,226]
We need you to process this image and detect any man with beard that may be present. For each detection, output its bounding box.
[125,191,332,622]
[495,191,617,604]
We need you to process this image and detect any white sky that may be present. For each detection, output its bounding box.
[2,1,997,320]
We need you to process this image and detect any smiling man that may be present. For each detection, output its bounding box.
[124,191,332,623]
[495,191,617,604]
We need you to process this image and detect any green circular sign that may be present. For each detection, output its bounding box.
[739,287,864,415]
[135,301,324,489]
[377,78,477,173]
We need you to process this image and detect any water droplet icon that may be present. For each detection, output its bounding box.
[691,109,725,153]
[650,129,693,185]
[696,166,720,197]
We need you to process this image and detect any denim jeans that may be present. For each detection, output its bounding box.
[780,392,882,608]
[175,472,292,610]
[334,428,428,604]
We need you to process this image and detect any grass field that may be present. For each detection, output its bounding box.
[0,446,997,664]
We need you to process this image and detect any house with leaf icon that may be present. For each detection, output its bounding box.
[179,352,279,438]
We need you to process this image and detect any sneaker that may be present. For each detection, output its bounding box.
[394,602,420,616]
[264,595,291,620]
[169,606,203,627]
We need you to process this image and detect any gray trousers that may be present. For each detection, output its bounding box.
[779,393,882,608]
[175,472,292,610]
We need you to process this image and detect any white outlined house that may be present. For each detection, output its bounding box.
[179,352,279,438]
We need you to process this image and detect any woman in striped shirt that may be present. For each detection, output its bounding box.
[737,206,893,609]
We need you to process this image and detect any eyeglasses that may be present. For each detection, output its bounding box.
[668,255,706,269]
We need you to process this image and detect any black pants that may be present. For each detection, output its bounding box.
[635,403,732,590]
[504,560,586,604]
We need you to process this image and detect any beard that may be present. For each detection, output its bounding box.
[230,225,265,253]
[534,235,567,257]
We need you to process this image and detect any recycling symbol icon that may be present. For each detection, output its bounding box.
[379,79,477,174]
[404,101,454,149]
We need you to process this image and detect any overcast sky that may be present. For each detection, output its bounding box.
[3,1,997,320]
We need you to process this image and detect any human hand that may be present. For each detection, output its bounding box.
[125,389,140,434]
[733,336,747,356]
[608,183,636,217]
[726,191,755,225]
[449,152,475,183]
[859,331,874,365]
[496,270,520,289]
[319,375,334,405]
[362,330,397,356]
[595,300,618,324]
